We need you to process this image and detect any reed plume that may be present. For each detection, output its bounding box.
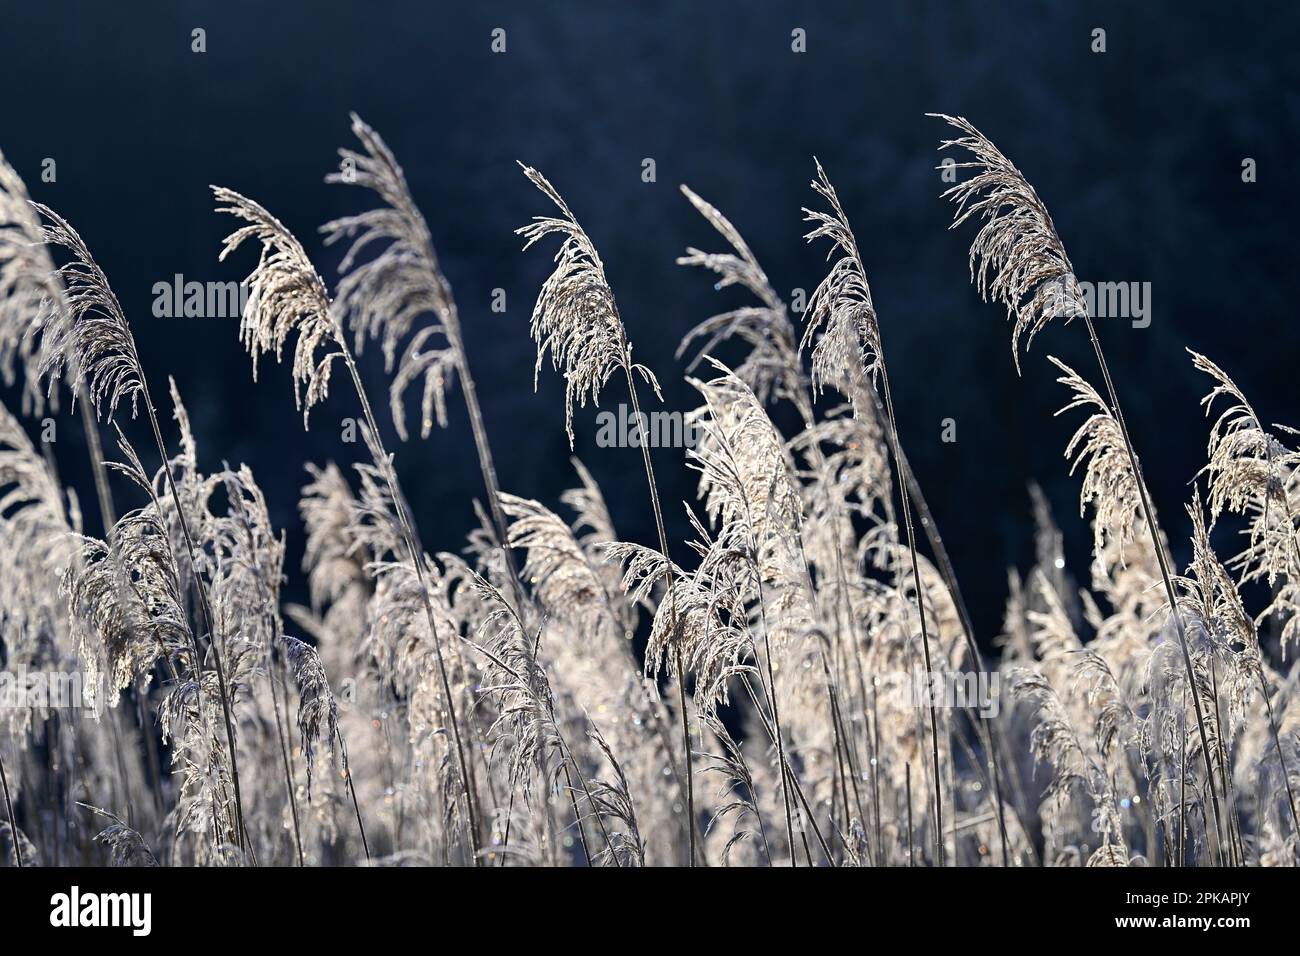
[518,164,697,864]
[322,115,529,616]
[3,110,1298,871]
[936,113,1229,862]
[214,185,480,861]
[35,203,252,857]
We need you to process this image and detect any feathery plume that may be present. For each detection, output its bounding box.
[1049,356,1144,572]
[800,160,882,396]
[932,114,1082,371]
[214,187,342,427]
[1192,350,1300,648]
[65,505,193,700]
[33,205,145,419]
[0,151,68,412]
[677,185,802,404]
[282,636,340,801]
[322,113,459,440]
[516,164,659,448]
[79,803,159,866]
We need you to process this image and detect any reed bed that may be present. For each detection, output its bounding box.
[0,115,1296,867]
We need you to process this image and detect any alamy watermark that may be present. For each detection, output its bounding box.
[0,667,103,717]
[1044,277,1151,329]
[50,886,151,936]
[875,669,1000,719]
[594,404,701,449]
[152,274,249,319]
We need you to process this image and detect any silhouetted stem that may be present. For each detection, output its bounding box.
[140,380,250,859]
[0,750,20,866]
[270,647,305,866]
[1079,315,1226,864]
[876,362,945,866]
[432,271,531,616]
[868,389,1018,864]
[620,356,697,866]
[336,729,370,863]
[906,761,914,867]
[339,346,481,862]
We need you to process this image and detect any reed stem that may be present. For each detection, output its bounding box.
[1079,316,1226,863]
[340,347,481,862]
[0,750,20,866]
[620,355,697,866]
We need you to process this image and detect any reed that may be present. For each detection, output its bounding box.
[0,113,1296,869]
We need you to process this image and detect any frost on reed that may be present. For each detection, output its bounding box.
[0,112,1297,869]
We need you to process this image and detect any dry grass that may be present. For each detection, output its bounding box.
[0,117,1296,868]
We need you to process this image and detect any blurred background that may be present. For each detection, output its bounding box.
[2,1,1297,652]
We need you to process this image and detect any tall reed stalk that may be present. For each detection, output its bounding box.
[802,162,946,863]
[0,751,19,866]
[213,187,482,862]
[1,153,168,829]
[35,205,252,858]
[516,165,697,865]
[322,115,530,616]
[934,114,1228,862]
[620,350,698,866]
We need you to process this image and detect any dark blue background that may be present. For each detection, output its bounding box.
[3,1,1297,650]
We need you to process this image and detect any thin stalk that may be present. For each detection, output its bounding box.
[788,384,880,843]
[416,238,582,865]
[41,419,140,828]
[1079,316,1226,863]
[433,273,530,618]
[693,391,830,862]
[0,750,20,866]
[75,389,117,531]
[562,749,620,867]
[722,732,774,864]
[620,355,696,866]
[561,764,596,867]
[1256,667,1300,857]
[1259,494,1300,849]
[756,618,796,862]
[499,787,516,864]
[876,361,945,866]
[475,625,620,866]
[335,728,371,863]
[76,397,172,828]
[1179,686,1187,866]
[1209,662,1239,865]
[822,656,867,852]
[270,651,305,866]
[724,452,799,863]
[906,761,914,867]
[589,568,709,856]
[737,675,835,864]
[788,494,873,852]
[130,469,231,849]
[869,389,1016,864]
[339,347,481,862]
[424,266,602,864]
[229,487,305,866]
[140,382,250,857]
[871,688,882,863]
